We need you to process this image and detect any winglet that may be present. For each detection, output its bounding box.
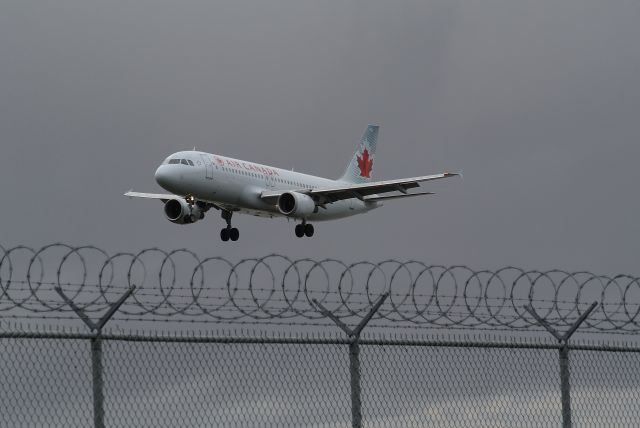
[444,171,462,179]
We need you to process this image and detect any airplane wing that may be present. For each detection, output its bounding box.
[125,191,230,212]
[364,191,435,202]
[260,172,460,205]
[124,191,175,202]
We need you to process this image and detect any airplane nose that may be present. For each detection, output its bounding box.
[155,165,171,189]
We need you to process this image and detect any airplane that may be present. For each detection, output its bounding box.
[125,125,459,241]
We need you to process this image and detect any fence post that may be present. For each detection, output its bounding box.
[55,286,135,428]
[91,335,105,428]
[524,301,598,428]
[349,339,362,426]
[314,293,388,428]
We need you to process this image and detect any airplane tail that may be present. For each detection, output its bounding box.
[338,124,379,183]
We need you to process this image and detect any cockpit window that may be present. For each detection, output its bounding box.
[167,158,196,166]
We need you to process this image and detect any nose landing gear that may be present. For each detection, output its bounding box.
[220,209,239,242]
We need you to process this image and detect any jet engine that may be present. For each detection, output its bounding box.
[164,199,205,224]
[277,192,316,217]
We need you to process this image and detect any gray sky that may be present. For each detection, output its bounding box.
[1,0,639,275]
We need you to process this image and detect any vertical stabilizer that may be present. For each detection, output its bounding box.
[339,125,379,183]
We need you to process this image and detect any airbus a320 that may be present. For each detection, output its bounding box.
[125,125,459,241]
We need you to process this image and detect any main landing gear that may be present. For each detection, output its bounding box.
[220,210,239,242]
[295,222,314,238]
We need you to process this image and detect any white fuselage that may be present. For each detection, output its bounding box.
[154,151,379,221]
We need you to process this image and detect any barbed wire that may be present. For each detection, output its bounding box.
[1,243,639,332]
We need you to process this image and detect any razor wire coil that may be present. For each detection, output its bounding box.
[1,244,639,332]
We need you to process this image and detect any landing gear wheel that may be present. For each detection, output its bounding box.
[220,228,230,242]
[295,224,304,238]
[229,228,239,241]
[220,210,238,242]
[304,224,314,237]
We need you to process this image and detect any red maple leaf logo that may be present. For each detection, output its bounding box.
[357,148,373,178]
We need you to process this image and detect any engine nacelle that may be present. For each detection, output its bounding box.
[277,192,316,217]
[164,199,204,224]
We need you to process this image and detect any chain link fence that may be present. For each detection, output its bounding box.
[2,334,640,427]
[2,244,640,426]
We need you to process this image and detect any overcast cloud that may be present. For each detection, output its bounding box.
[1,0,639,275]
